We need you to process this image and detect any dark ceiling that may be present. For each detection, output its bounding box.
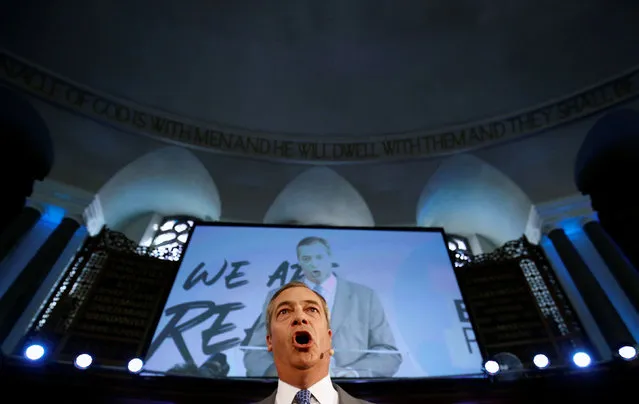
[2,0,639,137]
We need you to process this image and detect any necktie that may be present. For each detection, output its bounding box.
[294,389,312,404]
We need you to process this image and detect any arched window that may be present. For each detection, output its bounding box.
[150,216,195,260]
[447,234,473,267]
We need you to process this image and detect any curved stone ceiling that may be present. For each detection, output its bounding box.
[264,167,375,227]
[416,154,533,247]
[95,146,221,231]
[2,0,639,138]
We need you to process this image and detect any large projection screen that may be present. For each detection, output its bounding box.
[143,223,482,378]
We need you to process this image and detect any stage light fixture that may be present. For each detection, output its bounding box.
[483,360,500,375]
[617,345,637,361]
[127,358,144,373]
[74,353,93,370]
[533,353,550,369]
[572,351,591,368]
[24,344,45,361]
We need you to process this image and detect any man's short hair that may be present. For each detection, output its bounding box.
[265,281,330,335]
[296,236,331,256]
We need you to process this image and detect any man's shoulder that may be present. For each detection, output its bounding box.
[252,390,276,404]
[337,277,375,297]
[335,384,373,404]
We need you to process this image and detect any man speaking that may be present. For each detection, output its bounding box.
[254,282,371,404]
[244,236,402,378]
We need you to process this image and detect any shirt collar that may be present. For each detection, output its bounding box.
[304,272,337,291]
[276,374,337,404]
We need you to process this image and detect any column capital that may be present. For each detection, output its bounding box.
[536,194,596,234]
[62,214,83,227]
[544,226,566,237]
[542,224,559,235]
[25,200,46,214]
[542,215,598,237]
[580,216,598,227]
[30,178,93,223]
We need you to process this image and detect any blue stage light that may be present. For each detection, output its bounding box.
[483,360,500,375]
[74,353,93,369]
[618,346,637,361]
[572,351,591,368]
[533,354,550,369]
[24,344,45,361]
[128,358,144,373]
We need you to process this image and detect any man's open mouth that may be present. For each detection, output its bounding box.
[293,331,313,347]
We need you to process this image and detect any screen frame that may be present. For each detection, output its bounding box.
[183,220,449,248]
[178,220,455,275]
[145,220,484,379]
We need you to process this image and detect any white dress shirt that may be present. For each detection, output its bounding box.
[275,374,338,404]
[304,273,337,318]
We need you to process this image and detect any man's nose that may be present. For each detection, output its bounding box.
[291,311,309,326]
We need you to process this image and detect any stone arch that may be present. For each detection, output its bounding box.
[575,108,639,269]
[0,86,54,233]
[264,167,374,227]
[416,153,534,252]
[92,146,221,234]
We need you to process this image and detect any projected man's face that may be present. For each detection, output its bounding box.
[266,286,332,377]
[297,242,332,284]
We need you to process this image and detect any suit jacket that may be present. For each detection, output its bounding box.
[243,276,402,377]
[254,383,372,404]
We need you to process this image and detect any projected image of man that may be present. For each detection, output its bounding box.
[243,236,402,378]
[297,237,336,313]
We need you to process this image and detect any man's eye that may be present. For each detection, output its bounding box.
[308,307,319,313]
[278,309,289,315]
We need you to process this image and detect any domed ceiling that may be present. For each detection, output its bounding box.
[2,0,639,138]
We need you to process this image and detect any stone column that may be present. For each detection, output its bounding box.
[0,206,41,263]
[583,220,639,313]
[0,216,80,344]
[547,228,636,353]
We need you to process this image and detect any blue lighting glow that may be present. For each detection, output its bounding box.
[75,353,93,369]
[533,354,550,369]
[128,358,144,373]
[24,344,45,361]
[572,351,591,368]
[41,204,66,225]
[483,360,500,375]
[618,346,637,361]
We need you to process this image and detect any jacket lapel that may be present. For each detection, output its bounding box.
[335,384,360,404]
